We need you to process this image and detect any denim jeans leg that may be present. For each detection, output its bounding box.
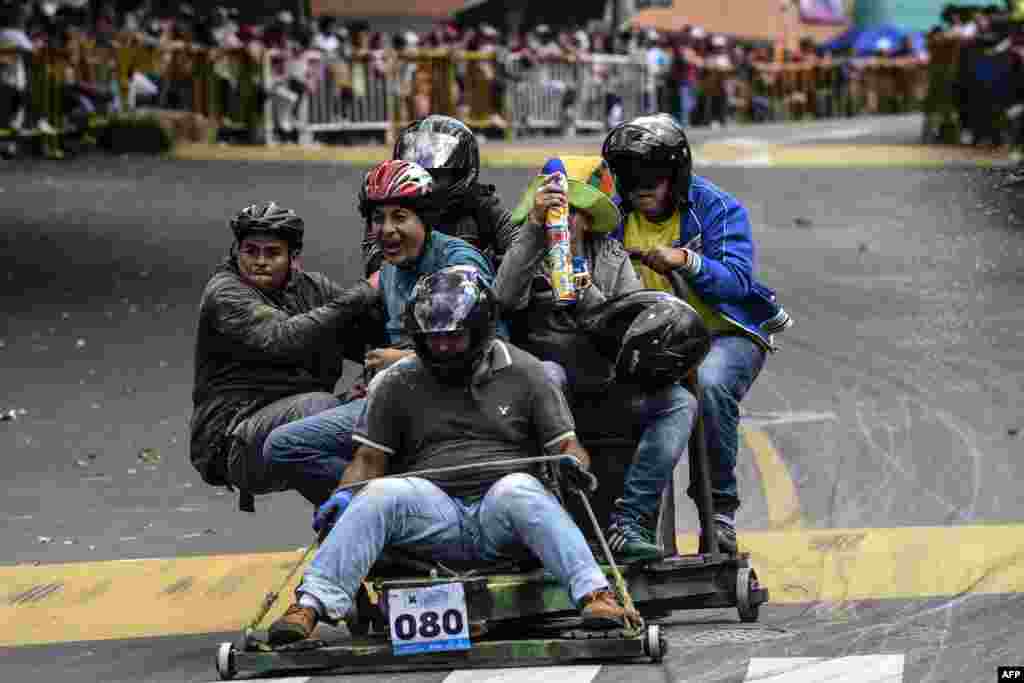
[689,336,766,509]
[476,473,607,605]
[300,477,466,622]
[617,382,697,524]
[263,398,367,506]
[226,391,342,496]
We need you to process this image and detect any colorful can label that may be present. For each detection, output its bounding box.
[545,172,575,305]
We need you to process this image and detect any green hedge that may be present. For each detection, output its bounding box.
[94,114,172,155]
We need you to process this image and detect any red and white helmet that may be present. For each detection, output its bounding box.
[358,159,436,219]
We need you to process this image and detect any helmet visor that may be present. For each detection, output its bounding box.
[614,160,675,191]
[411,267,482,333]
[400,132,461,169]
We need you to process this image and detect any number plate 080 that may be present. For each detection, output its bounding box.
[387,583,471,655]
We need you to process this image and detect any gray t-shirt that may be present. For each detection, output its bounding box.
[352,340,575,499]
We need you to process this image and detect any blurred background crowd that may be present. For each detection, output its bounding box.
[1,0,1022,155]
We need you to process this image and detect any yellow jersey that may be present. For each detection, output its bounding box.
[623,210,751,339]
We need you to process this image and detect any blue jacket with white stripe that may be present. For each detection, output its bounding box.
[611,174,792,350]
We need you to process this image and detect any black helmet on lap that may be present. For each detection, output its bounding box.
[404,265,499,384]
[394,115,480,201]
[579,290,709,387]
[601,113,693,215]
[578,289,679,361]
[229,201,304,251]
[616,298,710,387]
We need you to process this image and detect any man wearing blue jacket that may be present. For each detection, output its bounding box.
[602,114,793,554]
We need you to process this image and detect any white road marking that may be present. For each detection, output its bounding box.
[744,655,905,682]
[784,125,878,144]
[720,155,775,167]
[206,678,309,683]
[443,665,602,683]
[741,410,839,427]
[717,137,768,148]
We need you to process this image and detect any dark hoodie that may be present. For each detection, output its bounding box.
[189,257,383,486]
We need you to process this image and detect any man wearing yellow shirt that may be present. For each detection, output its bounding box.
[603,114,793,554]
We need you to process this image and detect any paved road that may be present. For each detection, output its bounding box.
[2,115,1023,682]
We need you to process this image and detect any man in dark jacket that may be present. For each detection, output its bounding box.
[190,201,382,512]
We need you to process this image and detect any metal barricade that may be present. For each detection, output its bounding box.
[274,47,396,144]
[508,55,578,133]
[505,53,645,136]
[574,53,645,132]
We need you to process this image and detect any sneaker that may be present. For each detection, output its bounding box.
[605,519,662,562]
[268,603,319,646]
[698,514,738,555]
[579,589,632,630]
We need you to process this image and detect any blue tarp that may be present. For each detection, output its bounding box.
[819,24,926,56]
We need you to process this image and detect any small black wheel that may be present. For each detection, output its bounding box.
[644,624,665,662]
[736,566,760,623]
[345,613,371,637]
[216,642,237,680]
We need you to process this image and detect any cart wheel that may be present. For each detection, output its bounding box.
[345,614,371,637]
[736,566,760,623]
[644,624,666,662]
[216,642,237,680]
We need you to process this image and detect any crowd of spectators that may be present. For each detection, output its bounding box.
[928,3,1024,150]
[2,1,1021,150]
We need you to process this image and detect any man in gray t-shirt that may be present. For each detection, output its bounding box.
[353,339,574,500]
[268,266,635,646]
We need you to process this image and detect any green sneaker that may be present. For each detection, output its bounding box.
[605,520,662,562]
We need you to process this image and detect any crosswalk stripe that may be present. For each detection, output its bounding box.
[744,655,905,682]
[443,665,602,683]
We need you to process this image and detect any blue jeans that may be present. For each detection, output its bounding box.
[262,398,367,506]
[616,382,697,525]
[688,335,766,511]
[226,391,342,502]
[299,473,609,622]
[545,362,697,526]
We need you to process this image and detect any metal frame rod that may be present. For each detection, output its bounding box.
[573,487,642,633]
[686,371,721,562]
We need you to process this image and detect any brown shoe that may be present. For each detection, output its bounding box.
[268,604,318,646]
[469,620,489,639]
[580,589,630,630]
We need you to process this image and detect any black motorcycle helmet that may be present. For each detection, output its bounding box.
[393,115,480,202]
[404,265,499,384]
[601,113,693,217]
[229,201,304,252]
[578,289,680,361]
[615,298,710,387]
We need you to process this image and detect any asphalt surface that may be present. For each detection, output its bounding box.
[2,114,1024,682]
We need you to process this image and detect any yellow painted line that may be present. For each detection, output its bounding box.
[171,143,595,168]
[694,142,1011,167]
[4,524,1024,646]
[743,426,804,530]
[0,549,311,647]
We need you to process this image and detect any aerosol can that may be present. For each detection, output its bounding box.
[541,157,575,306]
